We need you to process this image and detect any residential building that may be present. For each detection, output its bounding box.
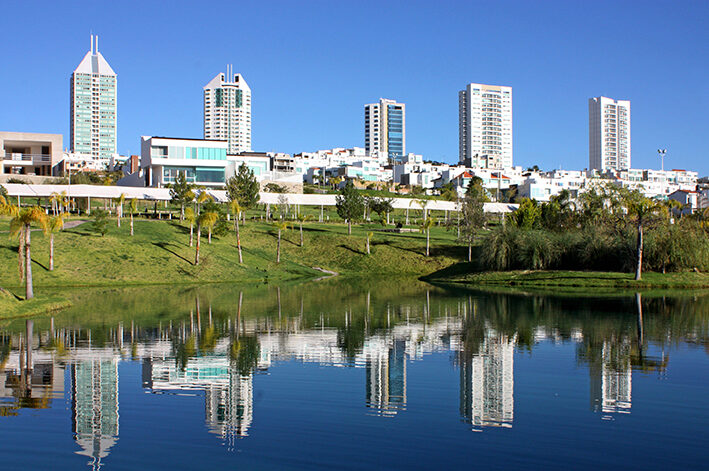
[458,83,513,169]
[140,136,229,188]
[70,35,117,160]
[0,131,63,176]
[668,189,699,215]
[589,96,631,171]
[365,98,405,162]
[62,151,111,173]
[204,66,252,154]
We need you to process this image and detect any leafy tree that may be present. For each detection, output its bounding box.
[229,200,244,263]
[368,197,394,225]
[225,163,259,222]
[507,198,541,230]
[90,209,109,237]
[0,184,7,200]
[336,180,364,235]
[128,198,138,236]
[440,182,458,201]
[169,172,195,220]
[420,217,435,257]
[43,215,64,271]
[541,189,575,230]
[274,220,290,263]
[229,335,261,376]
[460,177,489,262]
[10,207,47,299]
[202,210,219,244]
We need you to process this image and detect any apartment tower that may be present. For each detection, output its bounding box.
[458,83,512,169]
[204,66,252,154]
[70,35,117,159]
[589,96,631,171]
[364,98,405,161]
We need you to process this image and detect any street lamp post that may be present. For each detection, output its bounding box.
[658,149,668,172]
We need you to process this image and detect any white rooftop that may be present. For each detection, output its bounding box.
[73,35,115,76]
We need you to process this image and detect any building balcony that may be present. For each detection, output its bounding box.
[2,153,52,164]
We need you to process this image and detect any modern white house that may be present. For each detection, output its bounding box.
[140,136,230,188]
[589,96,630,171]
[204,67,252,154]
[458,83,513,169]
[0,131,64,176]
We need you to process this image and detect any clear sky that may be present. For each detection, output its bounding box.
[1,0,707,174]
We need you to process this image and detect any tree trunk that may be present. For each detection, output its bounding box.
[117,208,121,227]
[300,223,303,247]
[468,241,472,262]
[635,224,643,281]
[49,234,54,271]
[348,220,352,235]
[367,236,370,255]
[195,225,201,265]
[277,230,282,263]
[235,216,243,264]
[25,224,33,300]
[180,204,185,221]
[189,223,194,247]
[18,231,25,281]
[130,213,134,236]
[208,227,212,244]
[426,229,430,257]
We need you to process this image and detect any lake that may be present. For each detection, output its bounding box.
[1,280,708,470]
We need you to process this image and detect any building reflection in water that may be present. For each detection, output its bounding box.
[459,330,515,431]
[589,340,632,415]
[71,359,120,470]
[365,339,407,416]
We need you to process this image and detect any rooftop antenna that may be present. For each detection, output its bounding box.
[90,34,94,54]
[95,35,99,53]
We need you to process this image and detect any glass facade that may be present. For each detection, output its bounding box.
[387,105,404,160]
[151,146,227,160]
[162,166,225,184]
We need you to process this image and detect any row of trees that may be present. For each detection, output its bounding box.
[481,185,709,279]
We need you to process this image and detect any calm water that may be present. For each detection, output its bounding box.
[1,280,708,470]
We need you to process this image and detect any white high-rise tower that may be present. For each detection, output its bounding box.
[458,83,512,169]
[589,96,631,171]
[70,35,117,159]
[364,98,406,161]
[204,67,252,154]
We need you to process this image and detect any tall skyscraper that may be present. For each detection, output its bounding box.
[364,98,405,161]
[70,35,117,159]
[204,66,252,154]
[458,83,513,169]
[589,96,631,171]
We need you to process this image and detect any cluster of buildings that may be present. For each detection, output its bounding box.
[1,37,704,211]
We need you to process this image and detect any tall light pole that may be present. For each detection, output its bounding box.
[658,149,668,172]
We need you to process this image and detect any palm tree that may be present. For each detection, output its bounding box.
[43,215,64,271]
[2,196,22,279]
[114,193,126,227]
[195,210,218,265]
[49,192,61,216]
[296,213,312,247]
[625,193,661,280]
[366,231,373,255]
[185,207,196,247]
[229,200,243,264]
[10,207,47,299]
[274,220,290,263]
[196,191,211,215]
[128,198,138,236]
[420,217,435,257]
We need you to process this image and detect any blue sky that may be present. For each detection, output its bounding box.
[1,0,707,173]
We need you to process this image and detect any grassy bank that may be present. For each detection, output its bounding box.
[0,217,460,317]
[424,267,709,290]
